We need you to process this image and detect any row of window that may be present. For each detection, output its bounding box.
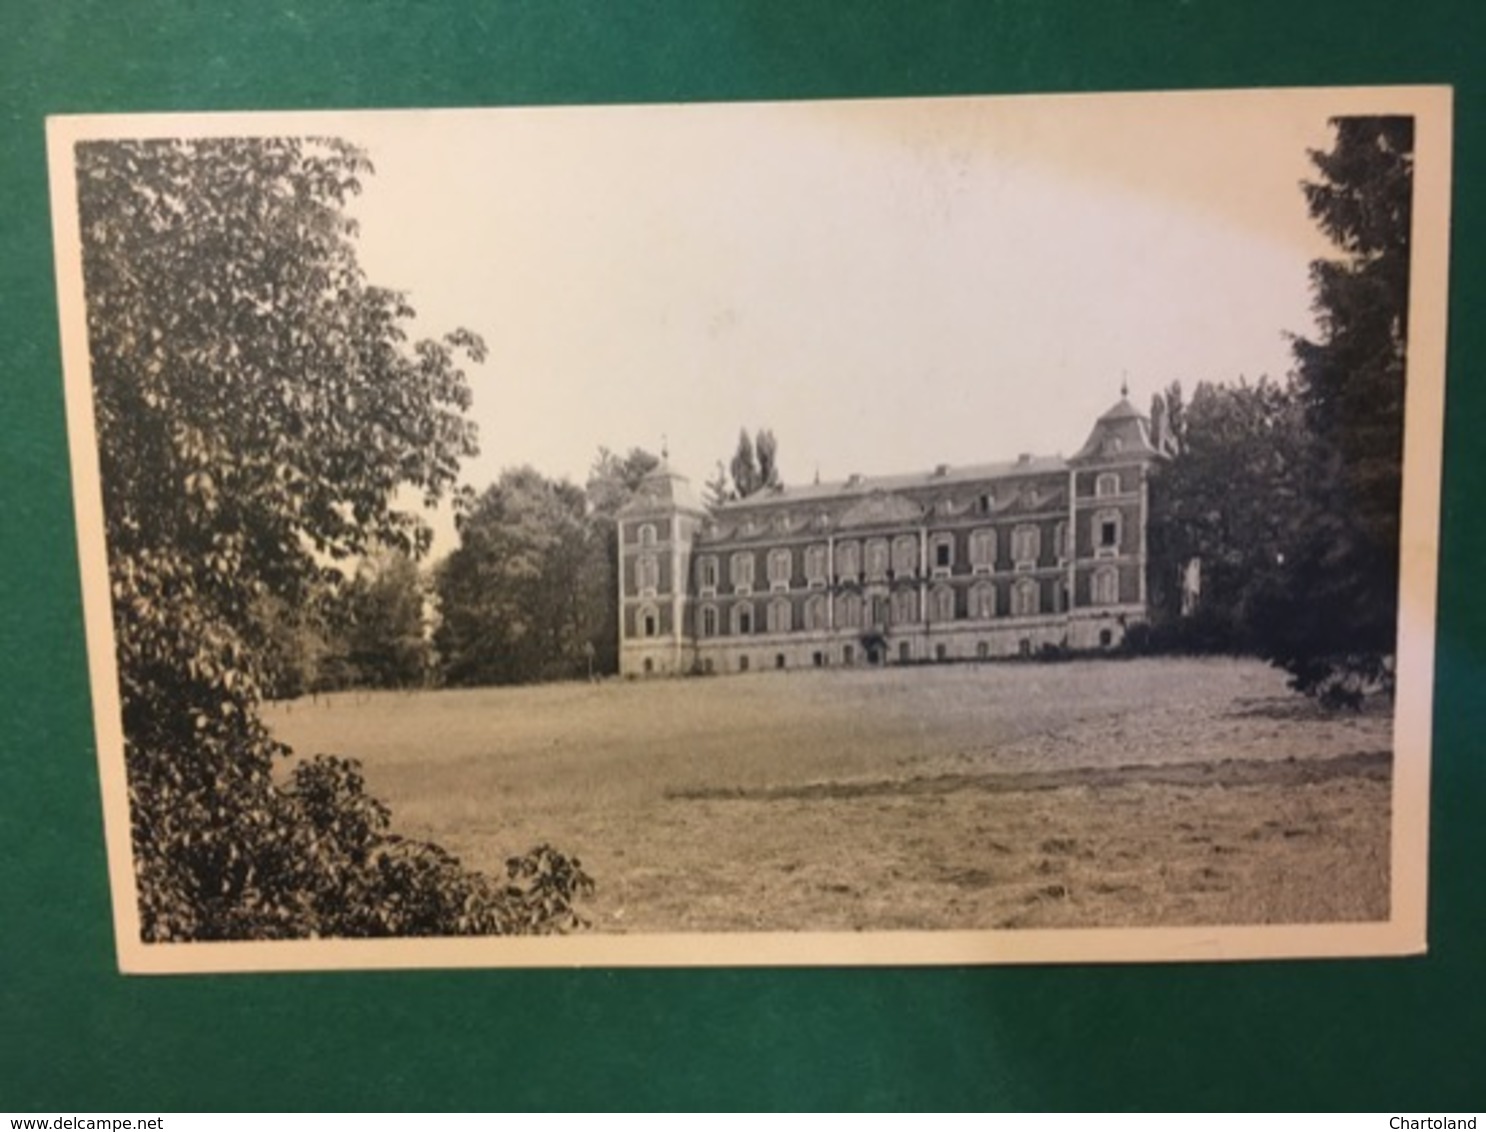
[651,568,1123,639]
[630,474,1126,548]
[688,515,1123,595]
[628,474,1129,551]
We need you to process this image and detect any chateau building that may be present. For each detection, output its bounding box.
[617,394,1164,677]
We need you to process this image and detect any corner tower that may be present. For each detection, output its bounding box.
[617,460,707,676]
[1064,390,1164,648]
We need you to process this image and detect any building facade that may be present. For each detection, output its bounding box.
[617,395,1163,677]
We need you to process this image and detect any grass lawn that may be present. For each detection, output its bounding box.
[263,655,1392,932]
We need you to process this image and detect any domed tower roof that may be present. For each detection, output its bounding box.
[618,460,706,516]
[1071,392,1161,464]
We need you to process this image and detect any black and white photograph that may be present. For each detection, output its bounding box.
[46,86,1450,971]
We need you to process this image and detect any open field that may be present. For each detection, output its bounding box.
[264,657,1392,932]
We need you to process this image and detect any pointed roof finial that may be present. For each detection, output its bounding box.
[1120,371,1129,400]
[814,464,821,485]
[661,433,669,461]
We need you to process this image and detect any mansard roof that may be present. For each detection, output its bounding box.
[716,453,1067,513]
[835,489,926,529]
[617,460,705,516]
[1070,396,1161,463]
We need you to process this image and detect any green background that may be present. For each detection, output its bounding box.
[2,1,1482,1111]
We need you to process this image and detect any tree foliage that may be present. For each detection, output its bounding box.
[719,427,782,503]
[341,550,431,689]
[702,460,734,510]
[435,467,600,685]
[1147,378,1305,650]
[729,428,760,498]
[1146,118,1412,706]
[1257,117,1413,704]
[78,137,590,939]
[755,427,781,491]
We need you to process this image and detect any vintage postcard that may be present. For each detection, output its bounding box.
[47,86,1450,972]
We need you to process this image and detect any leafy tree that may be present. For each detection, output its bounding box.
[342,550,431,689]
[435,467,598,685]
[252,588,334,700]
[77,138,589,939]
[585,446,660,516]
[1255,117,1414,704]
[1146,378,1305,650]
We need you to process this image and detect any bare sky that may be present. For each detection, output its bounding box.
[338,90,1342,547]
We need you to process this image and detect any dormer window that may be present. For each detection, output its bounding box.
[638,523,657,547]
[1096,472,1120,498]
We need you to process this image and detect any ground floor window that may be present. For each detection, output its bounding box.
[935,643,947,661]
[813,651,824,667]
[1093,566,1120,606]
[1012,578,1039,618]
[805,594,828,630]
[739,655,750,672]
[898,641,911,663]
[977,641,989,659]
[1099,628,1113,647]
[775,653,786,669]
[971,582,996,621]
[643,658,654,673]
[891,589,917,625]
[930,585,954,623]
[702,657,714,673]
[843,644,855,665]
[768,598,792,634]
